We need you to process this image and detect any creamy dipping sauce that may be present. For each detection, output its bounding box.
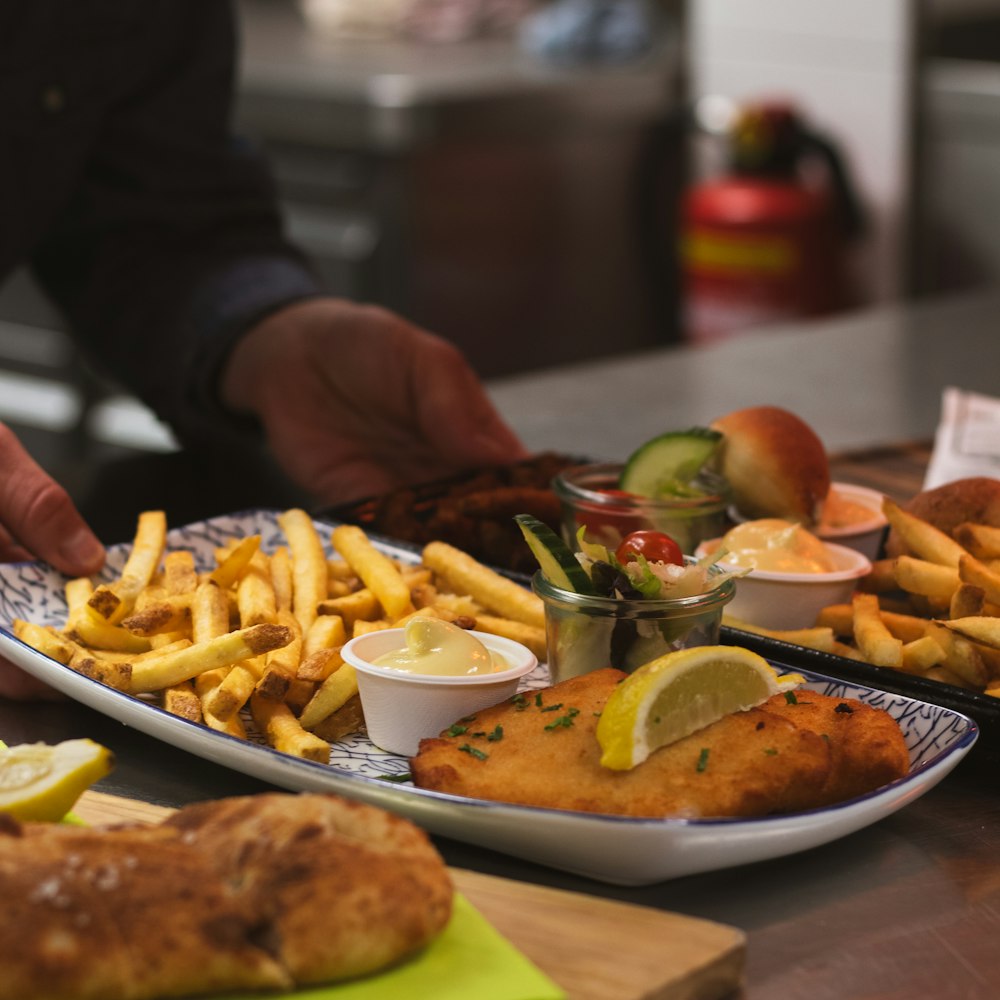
[717,519,835,574]
[372,617,508,676]
[819,488,878,530]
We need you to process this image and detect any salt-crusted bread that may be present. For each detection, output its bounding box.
[0,792,453,1000]
[710,405,831,525]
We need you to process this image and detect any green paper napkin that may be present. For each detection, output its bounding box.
[222,893,565,1000]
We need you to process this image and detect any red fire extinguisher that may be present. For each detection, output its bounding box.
[680,101,866,344]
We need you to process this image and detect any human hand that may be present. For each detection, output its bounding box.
[220,298,530,504]
[0,424,106,700]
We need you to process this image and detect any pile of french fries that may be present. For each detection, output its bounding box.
[727,497,1000,698]
[13,509,546,760]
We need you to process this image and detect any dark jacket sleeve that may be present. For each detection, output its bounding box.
[29,0,321,445]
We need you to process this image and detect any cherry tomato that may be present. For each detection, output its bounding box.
[615,530,684,566]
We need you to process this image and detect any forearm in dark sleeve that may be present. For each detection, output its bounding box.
[30,0,322,443]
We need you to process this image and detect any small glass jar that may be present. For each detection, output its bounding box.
[533,567,735,683]
[552,462,731,556]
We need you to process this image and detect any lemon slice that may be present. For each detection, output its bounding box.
[0,739,114,821]
[596,646,804,770]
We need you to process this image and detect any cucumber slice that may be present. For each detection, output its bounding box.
[515,514,595,595]
[620,428,723,498]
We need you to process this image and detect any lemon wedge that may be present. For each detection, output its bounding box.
[596,646,804,770]
[0,739,114,821]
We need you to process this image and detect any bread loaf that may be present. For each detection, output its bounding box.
[0,792,453,1000]
[710,406,831,525]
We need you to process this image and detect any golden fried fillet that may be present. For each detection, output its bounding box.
[163,793,454,986]
[760,690,910,806]
[411,668,833,819]
[0,793,453,1000]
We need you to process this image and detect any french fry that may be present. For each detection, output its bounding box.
[120,594,191,636]
[128,622,291,693]
[250,694,330,762]
[471,613,547,661]
[163,550,198,596]
[331,525,414,620]
[721,616,842,653]
[297,648,341,683]
[162,681,203,723]
[317,589,381,626]
[883,497,968,567]
[278,509,327,634]
[303,615,346,658]
[954,522,1000,560]
[958,554,1000,607]
[12,620,75,664]
[191,579,230,643]
[856,558,901,593]
[950,583,985,620]
[893,556,961,602]
[70,616,153,655]
[69,654,133,691]
[209,535,261,590]
[309,695,365,742]
[87,510,166,623]
[924,622,988,687]
[270,546,294,614]
[852,593,903,668]
[423,540,545,629]
[205,655,265,722]
[237,551,277,627]
[936,615,1000,651]
[816,603,929,643]
[900,635,946,674]
[299,664,359,730]
[65,577,94,625]
[255,610,301,701]
[195,668,247,738]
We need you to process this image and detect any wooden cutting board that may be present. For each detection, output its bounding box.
[73,791,746,1000]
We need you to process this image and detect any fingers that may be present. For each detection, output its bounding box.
[0,658,63,701]
[0,424,105,576]
[218,298,529,503]
[408,332,529,467]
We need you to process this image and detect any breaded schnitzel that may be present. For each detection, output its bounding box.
[411,668,833,819]
[760,689,910,806]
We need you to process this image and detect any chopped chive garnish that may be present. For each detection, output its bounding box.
[446,723,468,737]
[458,744,488,760]
[696,748,710,772]
[763,748,778,756]
[784,691,798,705]
[378,772,412,783]
[486,725,504,742]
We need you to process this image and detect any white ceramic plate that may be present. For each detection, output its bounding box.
[0,510,979,886]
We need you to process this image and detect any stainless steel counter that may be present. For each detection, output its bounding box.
[487,287,1000,460]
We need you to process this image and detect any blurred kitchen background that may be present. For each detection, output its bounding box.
[2,0,999,472]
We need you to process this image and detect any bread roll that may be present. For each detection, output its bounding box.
[886,477,1000,556]
[0,792,453,1000]
[710,406,831,525]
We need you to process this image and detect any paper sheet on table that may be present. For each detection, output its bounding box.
[923,387,1000,490]
[223,893,566,1000]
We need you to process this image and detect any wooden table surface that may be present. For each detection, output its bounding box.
[4,440,999,999]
